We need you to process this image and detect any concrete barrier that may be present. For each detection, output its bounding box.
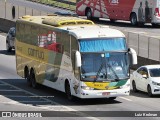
[0,0,160,69]
[0,1,5,18]
[0,18,15,33]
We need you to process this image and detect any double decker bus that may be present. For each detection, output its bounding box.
[15,15,137,100]
[76,0,160,26]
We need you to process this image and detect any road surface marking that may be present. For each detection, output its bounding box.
[0,34,6,39]
[119,97,132,101]
[0,80,100,120]
[0,90,22,91]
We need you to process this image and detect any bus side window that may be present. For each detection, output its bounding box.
[47,31,64,53]
[19,24,25,42]
[71,36,80,80]
[31,25,39,46]
[38,28,48,48]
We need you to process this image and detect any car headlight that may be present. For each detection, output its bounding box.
[152,81,160,86]
[81,86,94,90]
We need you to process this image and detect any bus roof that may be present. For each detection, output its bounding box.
[18,15,125,39]
[61,25,125,39]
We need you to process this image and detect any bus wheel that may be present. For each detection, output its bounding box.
[65,81,74,101]
[132,81,138,92]
[152,23,160,28]
[30,69,38,89]
[86,8,92,20]
[138,22,144,27]
[130,13,137,26]
[108,97,116,101]
[147,85,153,97]
[25,68,31,87]
[110,19,116,23]
[92,17,99,21]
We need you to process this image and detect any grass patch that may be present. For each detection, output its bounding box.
[28,0,76,11]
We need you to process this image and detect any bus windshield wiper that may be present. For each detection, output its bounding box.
[107,64,119,81]
[95,63,104,81]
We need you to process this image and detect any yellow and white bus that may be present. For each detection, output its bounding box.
[15,15,137,100]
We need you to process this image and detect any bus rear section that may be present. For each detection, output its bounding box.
[76,0,160,26]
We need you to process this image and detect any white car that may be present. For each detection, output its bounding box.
[6,27,15,52]
[131,65,160,97]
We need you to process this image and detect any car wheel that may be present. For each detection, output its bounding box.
[65,81,74,101]
[147,85,153,97]
[86,8,92,20]
[6,41,12,52]
[130,13,137,26]
[132,81,138,92]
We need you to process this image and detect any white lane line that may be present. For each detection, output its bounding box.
[16,101,52,103]
[1,95,55,98]
[0,34,6,39]
[0,80,100,120]
[0,90,22,91]
[119,97,132,101]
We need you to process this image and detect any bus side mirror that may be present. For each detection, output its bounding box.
[129,48,137,65]
[75,51,82,67]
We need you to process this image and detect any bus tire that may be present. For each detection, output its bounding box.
[130,13,137,26]
[138,22,144,27]
[147,85,153,97]
[30,69,39,89]
[25,67,31,87]
[86,8,92,20]
[65,81,74,101]
[152,23,160,28]
[110,19,116,23]
[93,17,99,21]
[108,97,116,101]
[132,80,138,92]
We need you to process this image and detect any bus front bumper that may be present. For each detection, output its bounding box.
[78,88,130,99]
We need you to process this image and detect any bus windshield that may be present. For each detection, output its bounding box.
[81,52,129,81]
[79,38,129,81]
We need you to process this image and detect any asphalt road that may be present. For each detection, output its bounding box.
[0,33,160,120]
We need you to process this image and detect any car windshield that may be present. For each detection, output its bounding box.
[81,52,129,81]
[149,68,160,77]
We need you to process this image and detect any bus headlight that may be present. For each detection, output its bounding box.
[120,83,130,89]
[81,86,94,90]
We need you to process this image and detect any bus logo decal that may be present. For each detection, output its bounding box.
[28,48,44,60]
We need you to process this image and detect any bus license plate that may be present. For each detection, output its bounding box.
[102,92,110,96]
